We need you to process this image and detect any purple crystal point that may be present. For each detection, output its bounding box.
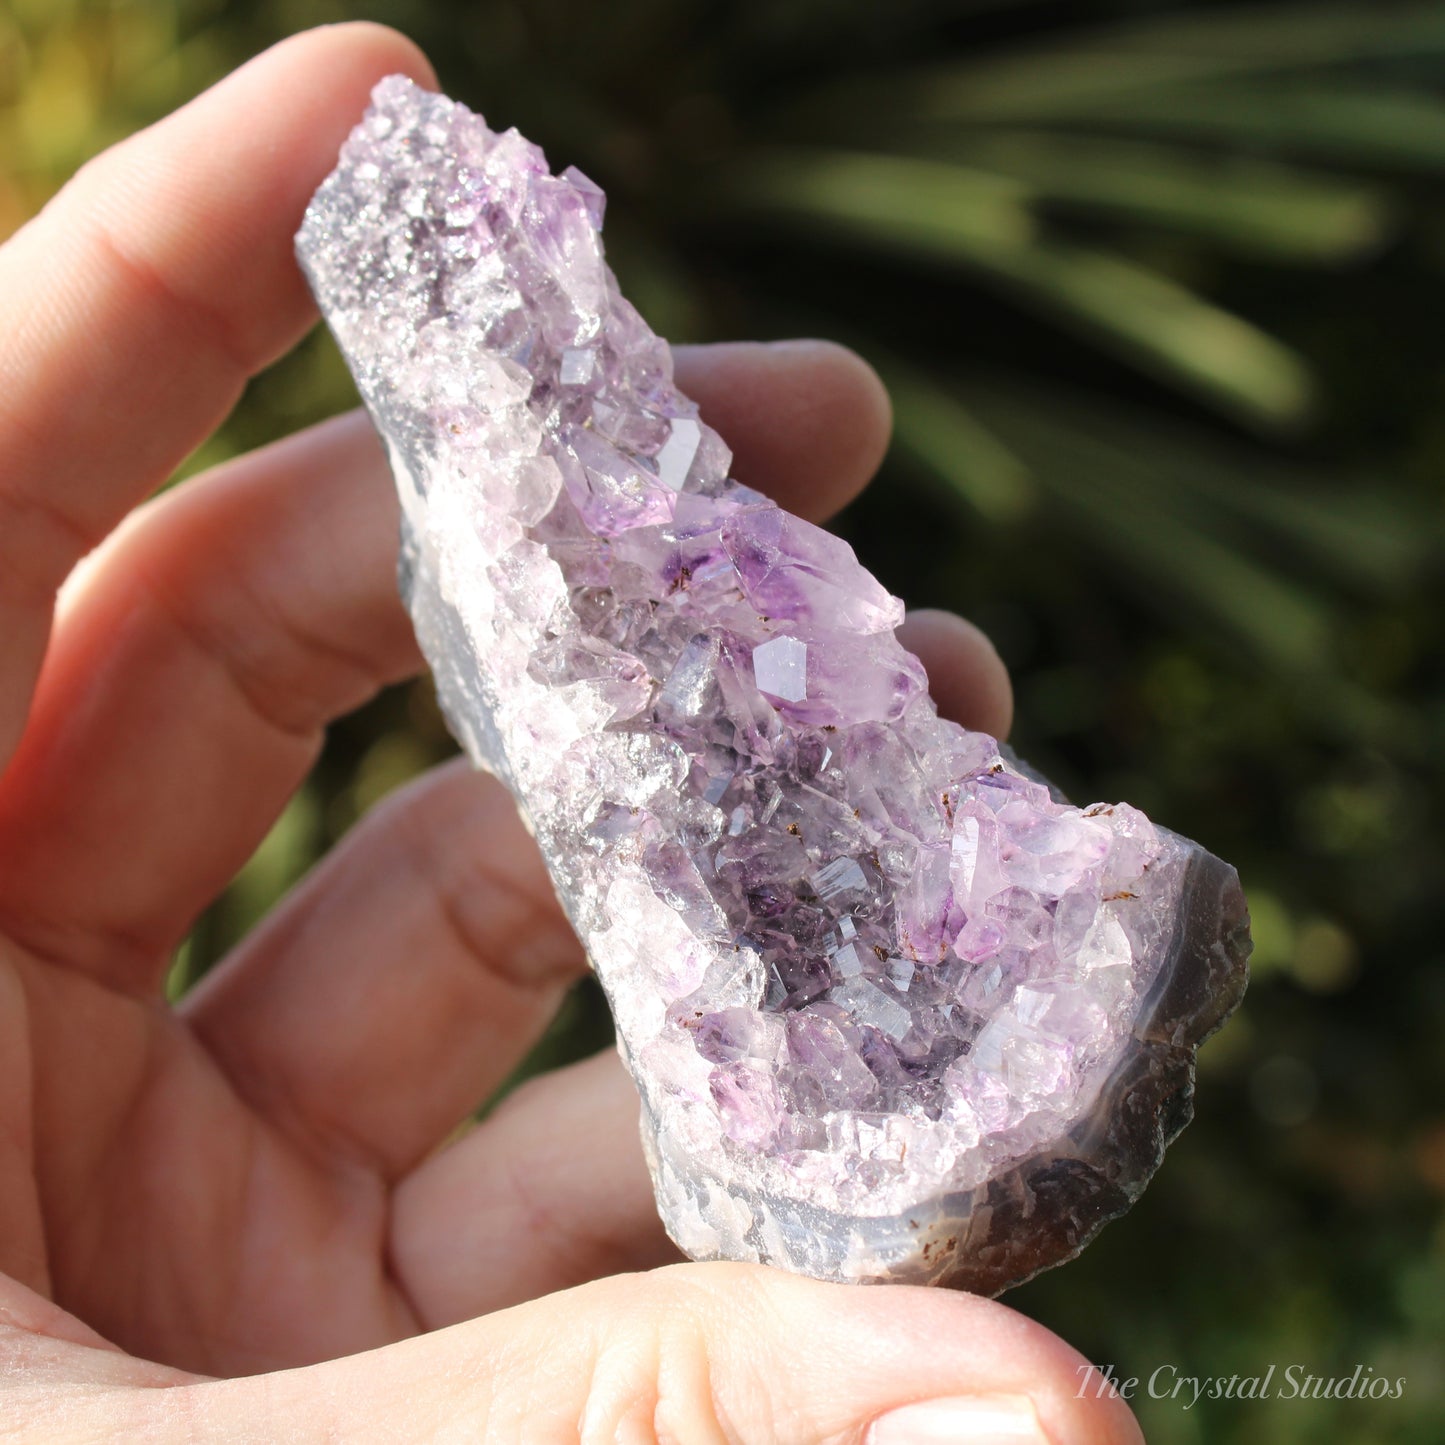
[297,77,1251,1294]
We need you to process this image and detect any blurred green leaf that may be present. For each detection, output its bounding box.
[1012,84,1445,172]
[966,383,1430,594]
[1162,467,1431,597]
[737,147,1314,428]
[954,243,1315,430]
[734,147,1035,251]
[930,133,1395,263]
[885,364,1038,524]
[908,3,1445,121]
[958,381,1340,669]
[222,785,322,935]
[1043,469,1336,672]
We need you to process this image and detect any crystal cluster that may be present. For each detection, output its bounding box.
[297,78,1250,1293]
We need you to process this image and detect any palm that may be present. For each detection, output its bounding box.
[4,937,414,1371]
[0,27,1009,1381]
[1,450,642,1374]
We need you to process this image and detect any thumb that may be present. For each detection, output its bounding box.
[177,1262,1143,1443]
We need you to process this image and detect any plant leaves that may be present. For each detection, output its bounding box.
[884,363,1038,524]
[926,132,1394,262]
[958,382,1340,669]
[909,3,1445,122]
[732,147,1035,250]
[1002,85,1445,174]
[971,381,1429,593]
[734,147,1314,429]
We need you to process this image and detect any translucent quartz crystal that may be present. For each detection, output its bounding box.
[297,78,1251,1293]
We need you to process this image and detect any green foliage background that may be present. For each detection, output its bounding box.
[3,2,1443,1439]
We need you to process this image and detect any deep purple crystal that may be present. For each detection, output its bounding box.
[297,77,1251,1293]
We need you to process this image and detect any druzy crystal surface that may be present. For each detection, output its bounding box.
[297,77,1251,1293]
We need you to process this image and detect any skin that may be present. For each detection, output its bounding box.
[0,23,1144,1444]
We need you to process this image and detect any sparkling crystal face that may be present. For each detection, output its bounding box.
[298,77,1251,1293]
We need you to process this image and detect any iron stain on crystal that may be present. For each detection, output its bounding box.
[296,77,1251,1294]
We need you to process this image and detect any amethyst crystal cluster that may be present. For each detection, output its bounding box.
[297,77,1250,1293]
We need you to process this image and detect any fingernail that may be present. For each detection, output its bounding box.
[867,1393,1049,1445]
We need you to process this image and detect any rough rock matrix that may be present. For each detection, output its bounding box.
[297,77,1251,1293]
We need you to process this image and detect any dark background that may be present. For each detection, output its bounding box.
[3,3,1443,1440]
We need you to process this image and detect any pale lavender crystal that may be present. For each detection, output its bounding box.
[297,78,1251,1293]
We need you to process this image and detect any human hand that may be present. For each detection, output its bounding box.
[0,23,1141,1442]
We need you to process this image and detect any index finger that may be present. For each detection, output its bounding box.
[0,24,435,771]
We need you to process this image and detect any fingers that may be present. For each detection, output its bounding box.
[390,1049,678,1327]
[175,1262,1143,1444]
[897,607,1014,739]
[0,412,420,986]
[675,339,893,519]
[0,343,895,990]
[0,24,435,770]
[185,760,583,1179]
